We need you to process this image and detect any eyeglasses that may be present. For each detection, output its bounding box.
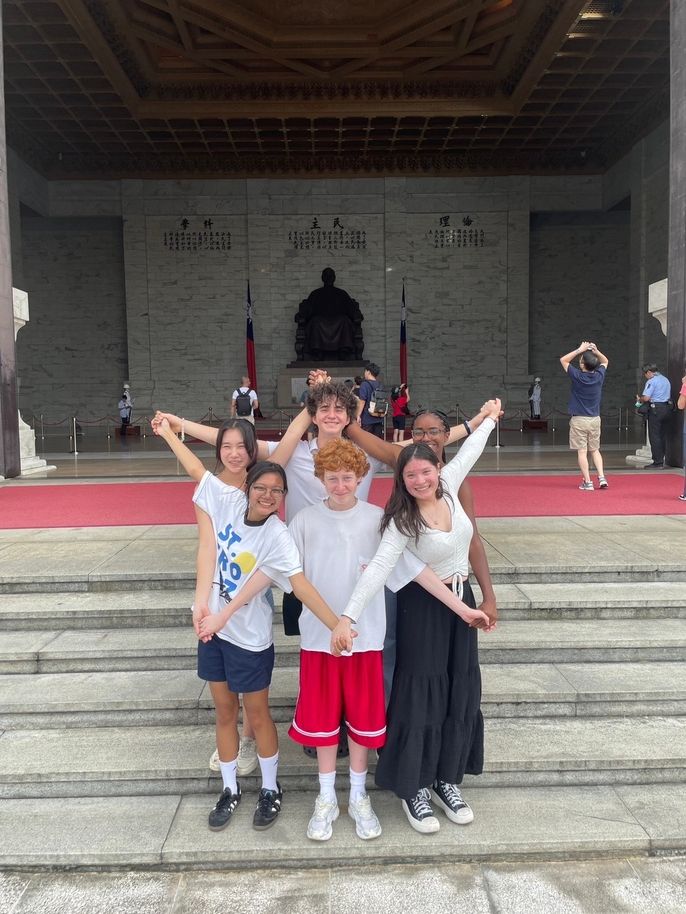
[251,484,285,497]
[411,428,444,439]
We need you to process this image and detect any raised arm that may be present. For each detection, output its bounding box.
[269,407,311,466]
[153,411,219,446]
[560,341,591,372]
[444,402,503,446]
[440,400,500,493]
[588,342,608,368]
[346,420,401,467]
[155,417,209,481]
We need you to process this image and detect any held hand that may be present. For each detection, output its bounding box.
[198,612,228,638]
[578,341,592,352]
[480,398,502,421]
[192,603,210,639]
[457,604,492,629]
[152,411,181,435]
[330,617,356,654]
[308,369,331,387]
[472,597,498,631]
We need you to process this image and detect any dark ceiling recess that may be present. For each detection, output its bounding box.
[2,0,669,178]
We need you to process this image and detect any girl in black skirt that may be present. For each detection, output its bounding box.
[331,398,501,833]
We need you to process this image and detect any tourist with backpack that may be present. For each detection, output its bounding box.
[232,376,259,424]
[358,363,388,439]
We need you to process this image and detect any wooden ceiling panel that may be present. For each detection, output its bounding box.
[1,0,670,176]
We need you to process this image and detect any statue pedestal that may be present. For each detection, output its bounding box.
[278,362,367,408]
[13,288,55,477]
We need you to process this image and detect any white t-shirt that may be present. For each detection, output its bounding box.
[343,418,496,622]
[288,499,425,653]
[193,471,302,651]
[232,387,258,415]
[267,438,383,523]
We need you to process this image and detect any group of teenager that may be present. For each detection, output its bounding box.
[151,373,501,840]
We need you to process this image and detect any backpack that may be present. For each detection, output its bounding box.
[369,384,389,418]
[235,387,252,416]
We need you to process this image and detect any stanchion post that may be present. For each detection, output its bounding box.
[494,417,502,449]
[71,416,79,455]
[617,407,622,431]
[40,414,45,440]
[455,403,460,423]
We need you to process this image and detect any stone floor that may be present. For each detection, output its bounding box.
[1,857,685,914]
[12,422,655,480]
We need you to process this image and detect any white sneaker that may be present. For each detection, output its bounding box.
[306,793,339,841]
[209,737,258,775]
[348,793,382,840]
[237,737,258,777]
[401,788,440,834]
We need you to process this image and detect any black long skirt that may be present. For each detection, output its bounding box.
[375,579,484,801]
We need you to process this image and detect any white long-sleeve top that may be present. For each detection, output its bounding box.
[343,417,495,622]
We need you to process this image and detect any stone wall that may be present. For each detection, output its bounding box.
[7,141,669,422]
[529,211,631,418]
[15,216,127,423]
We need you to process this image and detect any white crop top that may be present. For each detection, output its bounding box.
[343,417,495,622]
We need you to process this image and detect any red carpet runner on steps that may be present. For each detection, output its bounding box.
[0,474,683,529]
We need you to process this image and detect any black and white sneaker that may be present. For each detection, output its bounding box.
[431,780,474,825]
[208,784,241,831]
[253,782,283,830]
[401,787,440,834]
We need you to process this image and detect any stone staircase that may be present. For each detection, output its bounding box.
[1,520,686,868]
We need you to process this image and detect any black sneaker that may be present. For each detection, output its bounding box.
[253,782,283,830]
[431,780,474,825]
[400,787,440,834]
[208,784,241,831]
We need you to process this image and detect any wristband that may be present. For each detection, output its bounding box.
[463,420,472,436]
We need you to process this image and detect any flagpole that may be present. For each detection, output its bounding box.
[400,278,408,386]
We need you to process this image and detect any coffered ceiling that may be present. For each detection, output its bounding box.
[2,0,670,177]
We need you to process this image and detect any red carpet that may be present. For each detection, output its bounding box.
[0,473,684,529]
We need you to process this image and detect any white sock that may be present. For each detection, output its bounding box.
[219,757,238,794]
[349,768,367,804]
[258,752,279,791]
[318,770,337,802]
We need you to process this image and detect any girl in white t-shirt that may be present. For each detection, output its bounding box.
[287,439,490,843]
[155,419,349,835]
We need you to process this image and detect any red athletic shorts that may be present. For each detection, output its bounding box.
[288,649,386,749]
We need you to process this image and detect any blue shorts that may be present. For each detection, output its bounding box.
[198,636,275,694]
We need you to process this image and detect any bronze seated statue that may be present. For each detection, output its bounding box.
[295,268,364,361]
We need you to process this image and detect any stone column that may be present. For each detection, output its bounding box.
[13,288,51,475]
[667,0,686,467]
[0,8,20,479]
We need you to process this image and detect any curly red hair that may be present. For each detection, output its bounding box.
[313,438,370,480]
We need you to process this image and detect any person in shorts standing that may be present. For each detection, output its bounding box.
[560,341,609,491]
[391,383,410,443]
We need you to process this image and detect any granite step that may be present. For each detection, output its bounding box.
[1,782,683,869]
[0,716,684,799]
[2,581,686,634]
[1,662,684,730]
[3,617,686,675]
